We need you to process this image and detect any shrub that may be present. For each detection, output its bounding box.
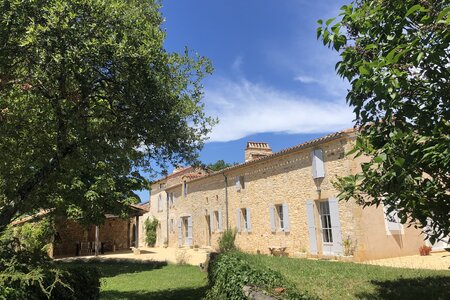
[0,219,101,299]
[419,245,432,256]
[144,217,158,247]
[218,228,237,253]
[204,252,316,300]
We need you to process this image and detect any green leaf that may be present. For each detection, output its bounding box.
[359,64,369,75]
[405,4,424,17]
[326,17,336,26]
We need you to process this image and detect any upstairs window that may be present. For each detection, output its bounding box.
[157,194,163,212]
[169,192,175,207]
[236,175,245,191]
[183,181,188,197]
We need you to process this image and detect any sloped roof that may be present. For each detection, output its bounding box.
[187,128,356,183]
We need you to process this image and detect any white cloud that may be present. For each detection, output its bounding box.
[204,78,354,142]
[293,75,319,84]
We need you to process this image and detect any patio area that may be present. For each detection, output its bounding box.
[56,246,210,266]
[361,251,450,270]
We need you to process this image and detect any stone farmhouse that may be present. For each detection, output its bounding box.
[141,128,432,261]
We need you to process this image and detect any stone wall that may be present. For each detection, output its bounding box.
[148,132,424,261]
[53,217,131,257]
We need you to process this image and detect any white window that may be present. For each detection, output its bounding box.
[237,208,251,232]
[319,201,333,244]
[236,175,245,191]
[270,204,290,232]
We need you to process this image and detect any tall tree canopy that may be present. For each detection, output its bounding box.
[318,0,449,242]
[0,0,213,231]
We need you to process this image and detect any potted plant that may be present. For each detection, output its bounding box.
[419,245,432,256]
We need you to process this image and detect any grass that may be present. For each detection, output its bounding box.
[58,260,208,300]
[240,253,450,300]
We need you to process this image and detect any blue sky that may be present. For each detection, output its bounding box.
[136,0,354,202]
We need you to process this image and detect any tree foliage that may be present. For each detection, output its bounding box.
[0,0,214,231]
[206,160,237,172]
[318,0,449,243]
[144,217,158,247]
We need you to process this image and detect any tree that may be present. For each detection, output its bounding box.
[206,160,237,172]
[318,0,449,243]
[0,0,214,232]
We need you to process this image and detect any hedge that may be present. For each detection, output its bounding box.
[204,251,317,300]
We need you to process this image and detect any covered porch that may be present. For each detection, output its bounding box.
[52,204,148,258]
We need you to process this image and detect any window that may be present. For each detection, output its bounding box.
[159,183,165,189]
[169,192,175,207]
[270,204,290,232]
[170,218,174,233]
[276,205,284,230]
[237,208,251,232]
[214,210,223,232]
[157,194,163,212]
[236,175,245,191]
[241,208,249,231]
[319,201,333,243]
[183,181,188,197]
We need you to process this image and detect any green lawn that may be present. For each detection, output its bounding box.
[58,255,449,300]
[241,253,450,299]
[60,260,208,300]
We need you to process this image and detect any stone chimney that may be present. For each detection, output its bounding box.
[245,142,272,162]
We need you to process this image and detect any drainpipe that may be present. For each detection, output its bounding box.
[223,173,229,229]
[166,191,169,246]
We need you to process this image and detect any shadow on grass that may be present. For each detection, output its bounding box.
[356,276,450,299]
[100,286,208,300]
[56,260,167,278]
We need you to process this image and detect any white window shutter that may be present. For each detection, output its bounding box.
[269,205,276,233]
[312,149,325,179]
[236,176,241,191]
[210,212,215,233]
[306,200,318,254]
[282,204,290,232]
[236,209,241,232]
[246,208,252,232]
[187,216,193,246]
[218,210,223,232]
[328,198,343,255]
[177,218,182,246]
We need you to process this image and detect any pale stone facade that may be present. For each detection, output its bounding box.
[144,130,425,261]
